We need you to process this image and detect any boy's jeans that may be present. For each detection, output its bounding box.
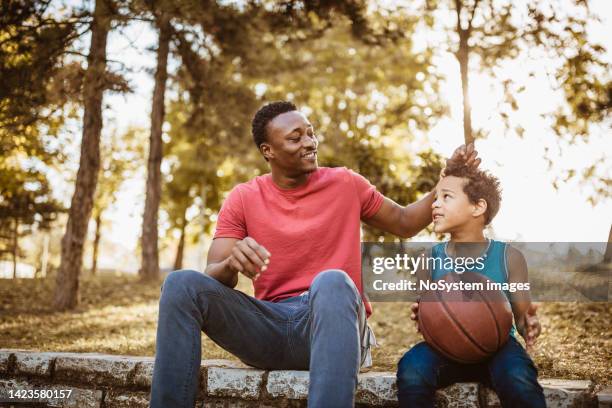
[150,269,374,408]
[396,338,546,408]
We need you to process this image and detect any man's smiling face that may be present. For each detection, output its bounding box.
[261,110,319,177]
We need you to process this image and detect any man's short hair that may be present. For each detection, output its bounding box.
[251,101,297,148]
[444,162,502,225]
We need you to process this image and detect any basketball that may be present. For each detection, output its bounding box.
[418,272,513,363]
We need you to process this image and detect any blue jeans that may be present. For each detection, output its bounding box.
[396,338,546,408]
[150,269,370,408]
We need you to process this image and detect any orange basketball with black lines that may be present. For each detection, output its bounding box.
[418,272,513,363]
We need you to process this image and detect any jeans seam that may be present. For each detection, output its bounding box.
[286,319,295,361]
[182,315,198,407]
[286,302,310,365]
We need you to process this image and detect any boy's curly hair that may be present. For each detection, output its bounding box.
[444,162,502,225]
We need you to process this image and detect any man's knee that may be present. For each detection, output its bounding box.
[310,269,358,297]
[397,343,439,390]
[161,270,218,306]
[309,269,360,312]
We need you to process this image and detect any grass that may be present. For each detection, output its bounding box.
[0,273,610,386]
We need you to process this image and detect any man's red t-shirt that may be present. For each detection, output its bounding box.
[213,166,385,316]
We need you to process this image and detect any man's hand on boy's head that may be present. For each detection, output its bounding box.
[441,143,482,177]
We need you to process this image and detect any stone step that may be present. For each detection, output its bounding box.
[0,349,600,407]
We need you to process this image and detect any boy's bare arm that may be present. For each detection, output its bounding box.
[506,245,541,348]
[409,249,432,331]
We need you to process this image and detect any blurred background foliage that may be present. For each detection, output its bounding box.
[0,0,609,287]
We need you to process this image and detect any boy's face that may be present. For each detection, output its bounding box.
[432,176,478,233]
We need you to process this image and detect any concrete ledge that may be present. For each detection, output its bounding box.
[483,379,596,408]
[13,351,54,377]
[267,370,310,400]
[0,349,600,407]
[0,350,11,375]
[0,378,103,408]
[207,367,266,400]
[597,386,612,408]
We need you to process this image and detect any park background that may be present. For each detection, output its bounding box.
[0,0,610,388]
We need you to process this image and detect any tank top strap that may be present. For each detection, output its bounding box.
[484,240,509,284]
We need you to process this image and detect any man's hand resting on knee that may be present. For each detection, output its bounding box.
[205,237,271,288]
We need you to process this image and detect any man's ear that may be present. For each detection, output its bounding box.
[260,143,273,161]
[472,198,488,218]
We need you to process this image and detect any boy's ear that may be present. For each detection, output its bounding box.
[472,198,488,219]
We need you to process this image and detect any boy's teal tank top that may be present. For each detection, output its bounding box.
[430,239,516,337]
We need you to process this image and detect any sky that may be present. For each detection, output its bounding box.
[54,0,611,272]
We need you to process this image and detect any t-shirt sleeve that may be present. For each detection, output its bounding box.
[348,169,385,219]
[213,186,247,240]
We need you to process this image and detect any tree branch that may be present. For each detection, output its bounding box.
[467,0,481,33]
[454,0,464,34]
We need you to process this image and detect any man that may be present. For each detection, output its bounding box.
[150,101,480,407]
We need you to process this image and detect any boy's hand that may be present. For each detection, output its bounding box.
[519,303,541,350]
[410,301,420,332]
[441,143,481,177]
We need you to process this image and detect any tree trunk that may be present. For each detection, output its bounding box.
[91,212,102,275]
[12,218,18,279]
[40,233,49,278]
[53,0,112,310]
[454,0,475,145]
[604,224,612,263]
[457,33,472,144]
[140,14,172,281]
[198,185,208,269]
[173,211,187,271]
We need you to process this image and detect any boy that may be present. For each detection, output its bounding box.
[396,163,545,408]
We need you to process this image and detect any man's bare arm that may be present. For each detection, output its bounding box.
[364,194,435,239]
[205,237,271,288]
[205,238,240,288]
[364,144,481,239]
